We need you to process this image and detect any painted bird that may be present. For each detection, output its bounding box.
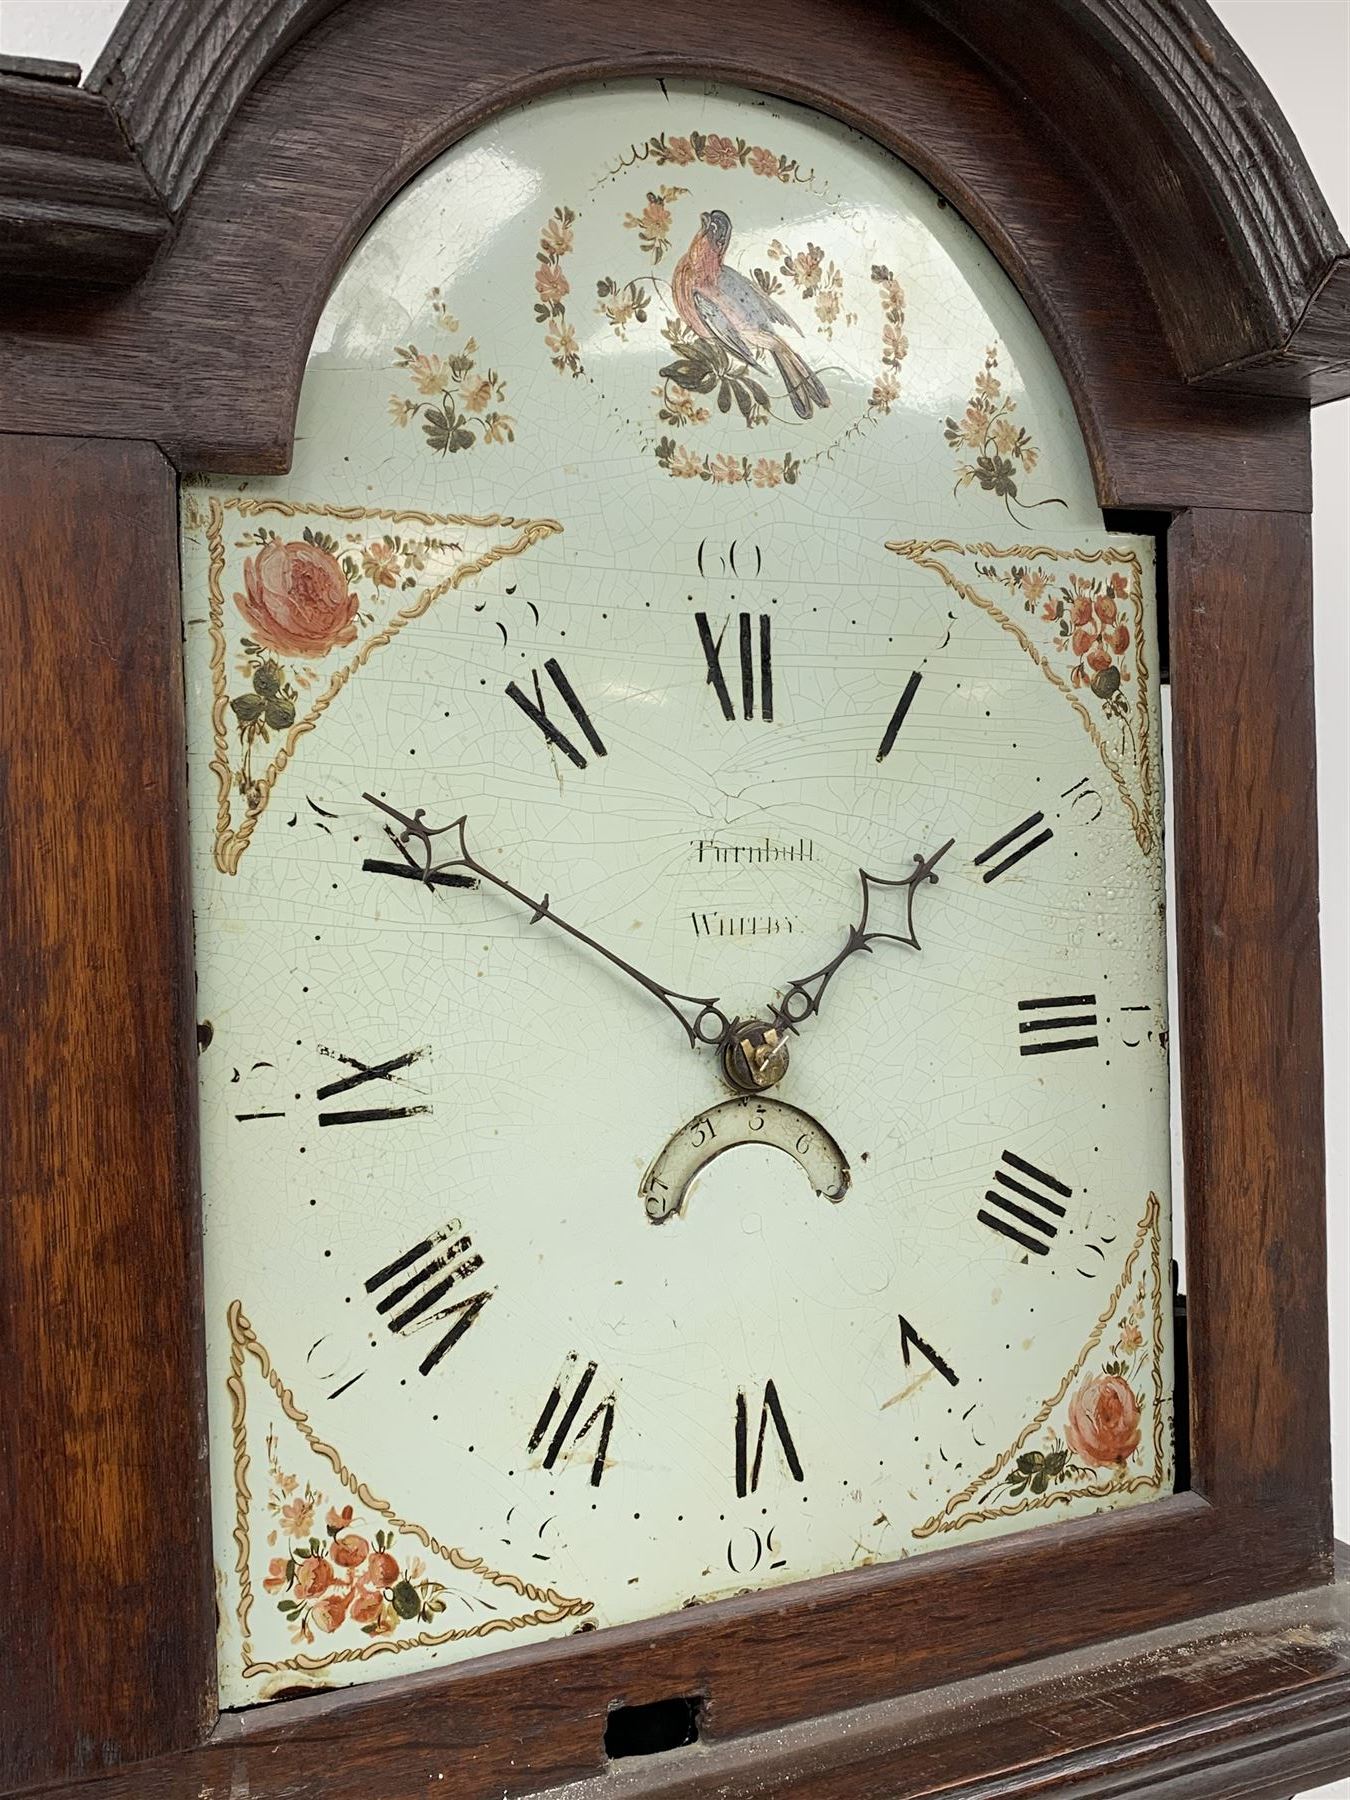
[671,209,831,421]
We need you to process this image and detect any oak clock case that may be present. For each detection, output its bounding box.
[182,81,1175,1706]
[3,1,1346,1796]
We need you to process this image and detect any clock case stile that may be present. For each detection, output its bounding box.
[0,2,1344,1797]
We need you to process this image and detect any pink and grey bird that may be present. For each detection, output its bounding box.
[671,209,831,421]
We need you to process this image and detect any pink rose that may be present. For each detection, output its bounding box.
[332,1533,370,1568]
[293,1555,335,1600]
[1065,1374,1142,1468]
[235,538,358,659]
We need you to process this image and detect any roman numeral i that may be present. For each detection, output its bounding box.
[876,669,923,762]
[696,612,774,722]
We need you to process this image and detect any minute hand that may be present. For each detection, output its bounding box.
[769,839,955,1035]
[363,795,735,1051]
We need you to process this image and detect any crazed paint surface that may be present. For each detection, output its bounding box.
[179,81,1174,1707]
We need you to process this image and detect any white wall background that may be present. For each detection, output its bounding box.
[3,1,1346,1791]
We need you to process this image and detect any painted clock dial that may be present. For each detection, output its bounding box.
[181,81,1175,1705]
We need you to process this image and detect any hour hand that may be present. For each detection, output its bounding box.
[769,839,955,1034]
[361,794,734,1052]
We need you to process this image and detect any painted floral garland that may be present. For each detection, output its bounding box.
[226,1301,591,1678]
[886,540,1158,855]
[532,129,911,486]
[913,1193,1168,1538]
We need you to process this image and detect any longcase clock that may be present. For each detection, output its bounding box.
[1,3,1346,1798]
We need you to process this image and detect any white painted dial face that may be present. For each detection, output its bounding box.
[183,81,1174,1706]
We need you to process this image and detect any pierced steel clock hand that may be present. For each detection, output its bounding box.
[362,795,736,1051]
[767,839,956,1039]
[715,839,956,1095]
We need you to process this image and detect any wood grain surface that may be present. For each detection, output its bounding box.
[924,0,1350,401]
[11,1549,1349,1799]
[1167,509,1331,1517]
[23,0,1344,404]
[0,71,169,285]
[0,438,216,1787]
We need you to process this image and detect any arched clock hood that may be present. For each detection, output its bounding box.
[1,0,1348,481]
[0,6,1345,1799]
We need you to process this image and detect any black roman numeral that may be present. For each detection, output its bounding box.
[1018,994,1100,1056]
[876,669,923,762]
[362,858,475,889]
[239,1046,434,1127]
[696,612,773,722]
[735,1379,804,1497]
[974,811,1054,883]
[978,1150,1072,1257]
[365,1223,493,1375]
[897,1314,959,1386]
[316,1045,431,1126]
[528,1354,616,1486]
[506,658,607,769]
[318,1105,429,1126]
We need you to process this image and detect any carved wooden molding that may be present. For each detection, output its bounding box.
[0,0,1345,395]
[87,0,344,213]
[921,0,1350,399]
[0,70,169,286]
